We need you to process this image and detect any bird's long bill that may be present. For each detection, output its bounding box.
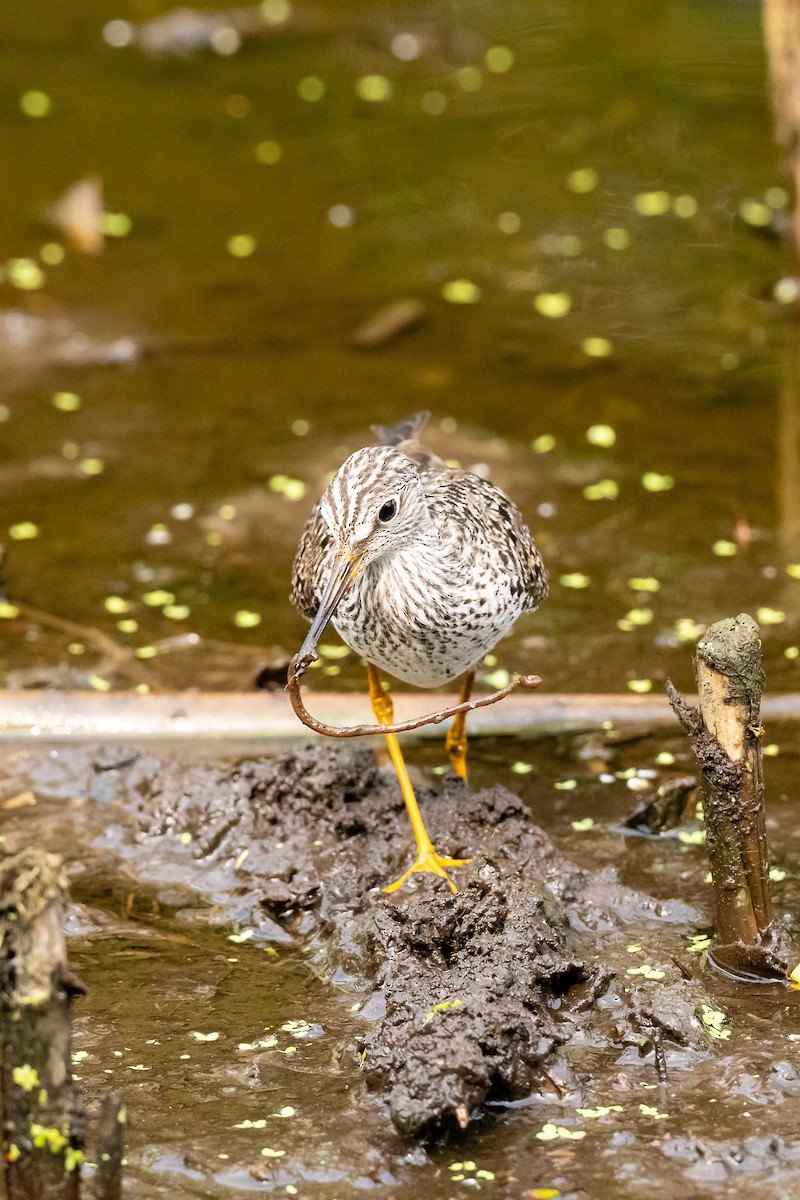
[296,553,361,671]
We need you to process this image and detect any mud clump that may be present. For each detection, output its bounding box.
[90,744,716,1139]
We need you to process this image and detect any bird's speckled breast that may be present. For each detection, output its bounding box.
[330,535,529,688]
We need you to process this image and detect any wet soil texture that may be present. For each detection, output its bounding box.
[3,736,800,1196]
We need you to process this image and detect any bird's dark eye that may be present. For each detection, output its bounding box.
[378,499,397,523]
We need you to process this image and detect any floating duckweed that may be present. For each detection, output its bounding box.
[163,604,190,620]
[560,573,590,589]
[233,1118,267,1129]
[712,539,736,557]
[789,962,800,988]
[627,679,652,694]
[8,259,45,289]
[554,779,577,791]
[291,418,309,436]
[0,405,10,421]
[787,563,800,579]
[80,458,104,476]
[536,1123,587,1141]
[739,199,771,227]
[10,521,39,540]
[30,1124,67,1153]
[20,89,51,117]
[227,234,256,258]
[642,471,674,492]
[104,596,130,615]
[99,212,132,237]
[773,277,800,305]
[534,292,571,318]
[512,762,534,774]
[604,226,630,250]
[441,278,480,304]
[420,90,447,115]
[192,1031,220,1042]
[319,644,350,659]
[559,234,583,256]
[229,929,254,943]
[234,610,261,628]
[0,602,19,619]
[639,1103,669,1118]
[785,646,800,660]
[485,45,514,73]
[261,0,292,22]
[297,75,325,101]
[583,478,618,501]
[675,617,704,641]
[68,642,84,654]
[135,646,157,659]
[766,185,788,208]
[455,66,483,91]
[769,866,787,882]
[577,1105,624,1118]
[655,751,675,765]
[53,391,80,411]
[757,607,785,625]
[686,933,712,954]
[355,74,392,102]
[582,337,613,358]
[678,829,706,846]
[571,816,594,830]
[12,1064,39,1091]
[497,211,521,234]
[260,1148,286,1158]
[532,434,556,453]
[485,668,510,689]
[626,608,653,626]
[117,618,138,633]
[634,190,671,216]
[673,194,698,218]
[255,139,283,165]
[763,743,779,756]
[627,943,642,953]
[146,523,171,546]
[587,424,616,447]
[626,964,665,980]
[629,576,659,592]
[701,1005,731,1040]
[142,590,174,606]
[40,242,65,265]
[567,167,598,194]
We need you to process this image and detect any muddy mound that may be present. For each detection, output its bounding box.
[74,743,720,1140]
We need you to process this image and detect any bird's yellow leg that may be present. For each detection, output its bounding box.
[367,663,471,894]
[444,670,476,781]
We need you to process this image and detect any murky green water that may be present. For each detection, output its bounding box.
[0,0,797,699]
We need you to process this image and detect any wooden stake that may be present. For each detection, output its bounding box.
[667,614,791,980]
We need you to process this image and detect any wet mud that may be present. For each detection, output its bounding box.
[56,747,735,1130]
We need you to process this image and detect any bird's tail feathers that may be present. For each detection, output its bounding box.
[371,410,430,448]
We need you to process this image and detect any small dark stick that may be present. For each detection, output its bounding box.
[286,660,541,739]
[667,614,792,980]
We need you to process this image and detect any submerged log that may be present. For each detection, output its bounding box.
[0,849,84,1198]
[0,850,125,1199]
[667,614,791,980]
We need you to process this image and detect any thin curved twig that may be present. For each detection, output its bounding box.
[286,658,542,738]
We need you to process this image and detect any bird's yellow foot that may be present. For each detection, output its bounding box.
[383,847,472,894]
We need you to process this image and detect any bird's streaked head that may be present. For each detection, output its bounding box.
[319,445,431,565]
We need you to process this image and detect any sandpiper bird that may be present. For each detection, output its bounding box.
[290,412,548,892]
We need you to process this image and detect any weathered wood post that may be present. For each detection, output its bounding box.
[667,614,791,979]
[0,849,125,1199]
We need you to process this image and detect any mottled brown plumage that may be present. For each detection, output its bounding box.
[291,412,547,687]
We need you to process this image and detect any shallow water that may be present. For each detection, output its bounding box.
[0,0,798,698]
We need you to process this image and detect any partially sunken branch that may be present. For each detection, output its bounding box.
[667,614,791,980]
[0,849,125,1199]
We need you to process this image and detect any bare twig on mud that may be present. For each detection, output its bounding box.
[667,613,792,981]
[286,660,542,738]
